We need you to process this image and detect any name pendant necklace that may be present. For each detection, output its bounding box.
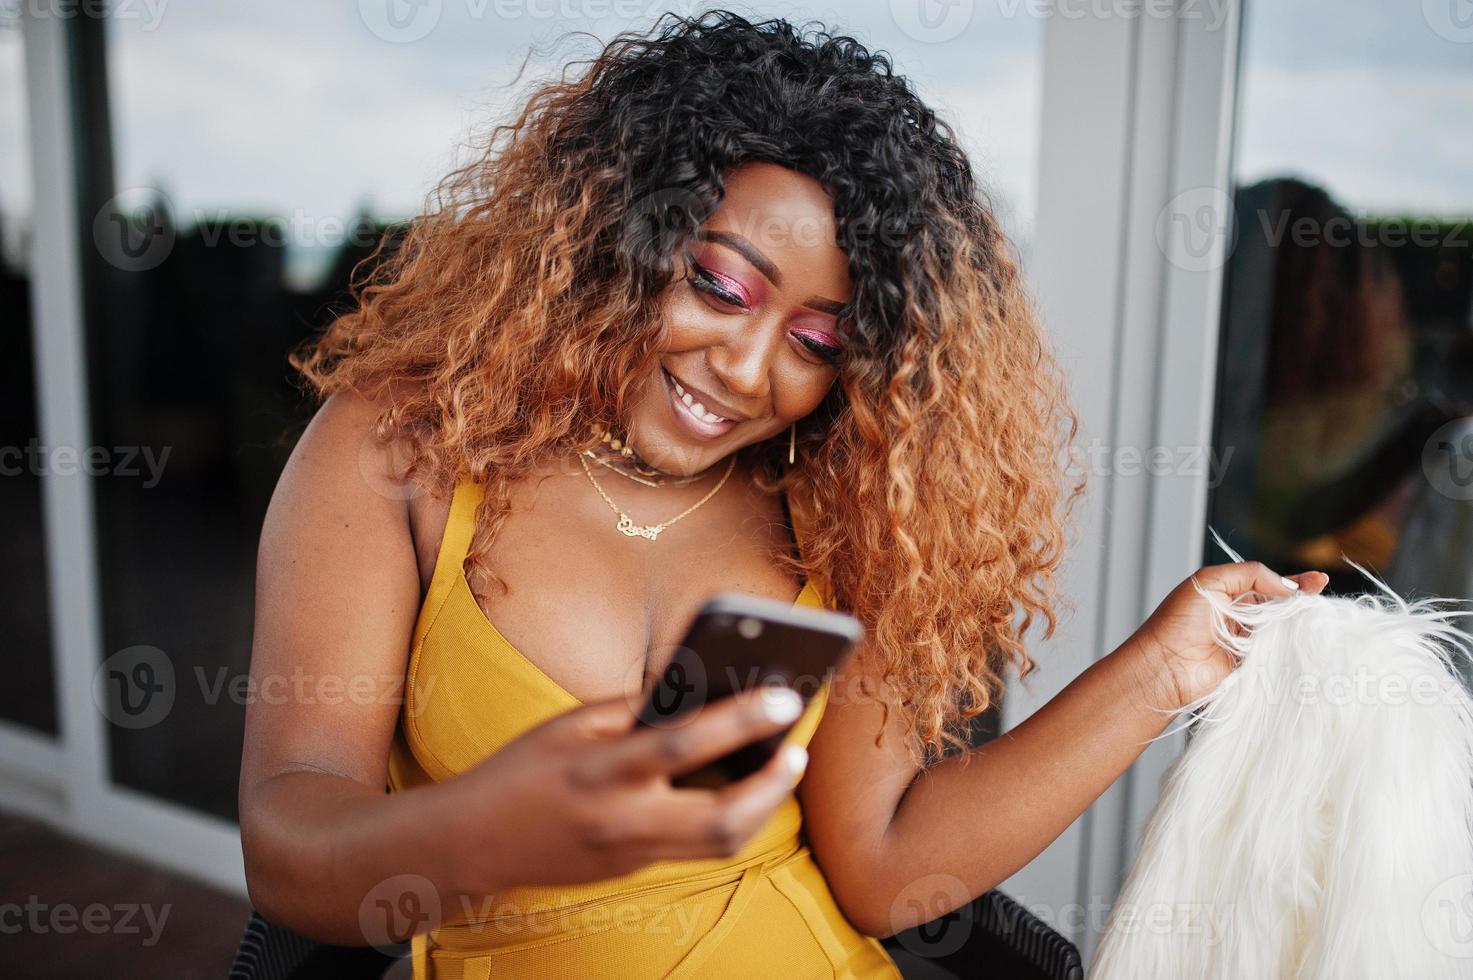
[577,448,735,541]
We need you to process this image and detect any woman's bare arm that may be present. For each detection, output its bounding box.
[238,388,469,943]
[799,564,1325,938]
[796,635,1172,938]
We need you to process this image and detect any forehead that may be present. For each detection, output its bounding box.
[704,162,853,295]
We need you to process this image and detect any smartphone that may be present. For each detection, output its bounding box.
[634,591,864,788]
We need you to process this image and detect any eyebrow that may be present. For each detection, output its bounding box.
[697,228,850,318]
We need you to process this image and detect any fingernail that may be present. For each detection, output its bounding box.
[763,688,804,724]
[783,744,808,775]
[1281,576,1300,590]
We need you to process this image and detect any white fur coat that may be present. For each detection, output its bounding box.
[1091,536,1473,979]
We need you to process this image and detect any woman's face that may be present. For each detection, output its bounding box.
[625,161,854,476]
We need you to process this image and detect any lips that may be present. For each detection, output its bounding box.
[662,368,739,439]
[663,367,750,422]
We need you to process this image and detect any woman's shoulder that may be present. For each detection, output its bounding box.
[313,385,466,587]
[275,384,465,605]
[306,384,447,491]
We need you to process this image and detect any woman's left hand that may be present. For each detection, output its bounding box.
[1129,561,1331,711]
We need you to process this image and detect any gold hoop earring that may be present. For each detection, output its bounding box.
[788,423,796,465]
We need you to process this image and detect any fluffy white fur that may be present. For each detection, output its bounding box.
[1091,532,1473,979]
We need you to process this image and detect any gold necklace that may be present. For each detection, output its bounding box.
[590,421,668,480]
[581,450,704,488]
[586,421,721,487]
[578,451,736,540]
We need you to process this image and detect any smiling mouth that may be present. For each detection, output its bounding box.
[664,368,739,422]
[661,367,742,438]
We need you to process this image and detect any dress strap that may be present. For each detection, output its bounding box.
[421,471,485,625]
[409,931,428,979]
[784,489,828,608]
[438,471,484,573]
[663,861,768,979]
[783,488,808,561]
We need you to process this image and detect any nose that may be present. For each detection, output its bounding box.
[706,316,782,406]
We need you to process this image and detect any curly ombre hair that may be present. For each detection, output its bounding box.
[290,10,1085,765]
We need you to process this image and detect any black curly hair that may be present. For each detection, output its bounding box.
[560,10,1015,380]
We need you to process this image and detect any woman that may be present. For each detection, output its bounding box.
[239,11,1327,977]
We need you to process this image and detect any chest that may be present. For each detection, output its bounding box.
[408,467,804,703]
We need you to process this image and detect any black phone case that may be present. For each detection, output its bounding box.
[634,591,863,788]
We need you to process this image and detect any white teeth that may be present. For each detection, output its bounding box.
[669,374,730,424]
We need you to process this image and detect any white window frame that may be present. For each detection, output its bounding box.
[1000,0,1243,963]
[9,8,246,896]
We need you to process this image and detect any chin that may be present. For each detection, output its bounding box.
[622,367,747,476]
[625,421,726,477]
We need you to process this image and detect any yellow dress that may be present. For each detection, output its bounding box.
[388,471,904,979]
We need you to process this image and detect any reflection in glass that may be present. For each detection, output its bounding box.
[1209,1,1473,684]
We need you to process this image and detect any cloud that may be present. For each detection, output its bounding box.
[925,49,1043,246]
[1235,61,1473,217]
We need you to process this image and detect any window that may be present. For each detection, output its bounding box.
[1208,0,1473,682]
[0,18,58,736]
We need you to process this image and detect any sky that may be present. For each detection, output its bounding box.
[2,0,1470,284]
[1232,0,1473,217]
[1,1,1042,285]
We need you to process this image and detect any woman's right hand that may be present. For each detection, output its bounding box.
[442,685,811,895]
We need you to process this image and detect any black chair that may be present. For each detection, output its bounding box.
[228,889,1082,979]
[880,889,1084,980]
[228,912,401,979]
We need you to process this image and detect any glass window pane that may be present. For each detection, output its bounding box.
[0,20,59,736]
[1209,0,1473,680]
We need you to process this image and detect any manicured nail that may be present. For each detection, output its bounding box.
[1281,576,1300,590]
[783,745,808,775]
[763,688,804,724]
